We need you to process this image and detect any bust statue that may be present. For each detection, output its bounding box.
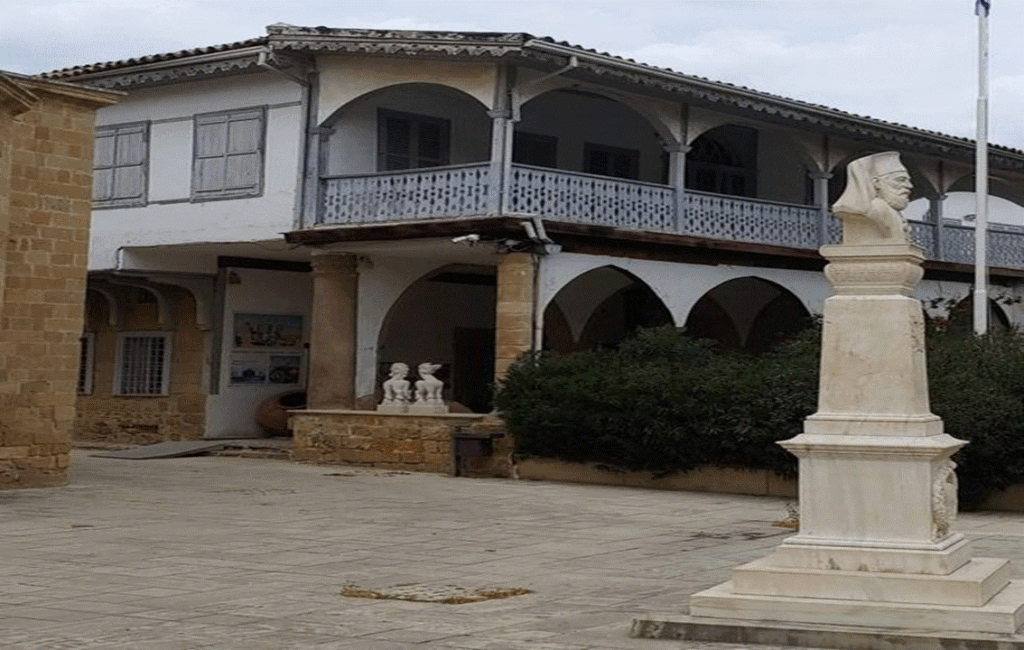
[832,152,912,245]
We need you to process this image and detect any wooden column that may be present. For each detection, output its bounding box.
[307,253,358,409]
[494,252,536,381]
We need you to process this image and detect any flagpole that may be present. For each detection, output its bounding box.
[973,0,990,335]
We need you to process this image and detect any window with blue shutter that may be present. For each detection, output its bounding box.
[192,107,265,200]
[93,122,148,208]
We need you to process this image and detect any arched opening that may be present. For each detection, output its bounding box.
[543,266,673,353]
[687,125,758,198]
[320,83,492,177]
[377,265,496,412]
[684,277,811,354]
[516,90,669,184]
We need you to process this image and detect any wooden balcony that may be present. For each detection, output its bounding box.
[318,164,1024,271]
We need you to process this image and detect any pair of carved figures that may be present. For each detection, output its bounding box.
[379,362,446,412]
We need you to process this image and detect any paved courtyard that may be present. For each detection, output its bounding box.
[3,450,1024,649]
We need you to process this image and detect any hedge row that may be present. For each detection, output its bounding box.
[494,325,1024,509]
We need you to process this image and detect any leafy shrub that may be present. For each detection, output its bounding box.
[495,323,1024,509]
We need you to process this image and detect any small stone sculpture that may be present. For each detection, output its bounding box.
[831,151,912,245]
[409,362,449,414]
[377,362,411,413]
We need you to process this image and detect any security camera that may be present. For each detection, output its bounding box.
[451,234,481,244]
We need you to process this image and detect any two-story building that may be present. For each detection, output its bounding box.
[42,24,1024,447]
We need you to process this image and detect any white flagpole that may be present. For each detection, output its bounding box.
[973,0,990,335]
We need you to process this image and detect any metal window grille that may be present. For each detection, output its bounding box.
[116,333,170,396]
[77,332,95,395]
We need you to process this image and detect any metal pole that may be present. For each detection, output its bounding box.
[973,3,990,335]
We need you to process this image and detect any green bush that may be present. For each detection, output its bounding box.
[494,323,1024,509]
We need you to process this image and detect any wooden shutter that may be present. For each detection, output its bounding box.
[93,123,147,206]
[192,107,264,200]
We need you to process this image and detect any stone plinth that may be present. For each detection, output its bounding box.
[290,409,485,474]
[635,240,1024,645]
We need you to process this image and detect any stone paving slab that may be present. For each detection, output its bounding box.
[2,450,1024,649]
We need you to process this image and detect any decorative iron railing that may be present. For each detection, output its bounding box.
[317,165,1024,270]
[507,165,676,231]
[683,190,822,249]
[320,163,491,224]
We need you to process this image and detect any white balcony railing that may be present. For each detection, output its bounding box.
[318,165,1024,270]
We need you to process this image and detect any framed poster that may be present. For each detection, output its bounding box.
[233,313,303,350]
[268,354,302,385]
[230,353,268,384]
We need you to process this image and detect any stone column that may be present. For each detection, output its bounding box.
[487,108,513,215]
[931,193,947,260]
[809,170,833,245]
[494,252,536,381]
[307,253,358,409]
[665,143,691,232]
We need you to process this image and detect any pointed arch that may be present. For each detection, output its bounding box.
[543,265,674,353]
[684,277,811,354]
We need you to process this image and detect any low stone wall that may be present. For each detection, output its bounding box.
[291,410,493,474]
[515,458,798,498]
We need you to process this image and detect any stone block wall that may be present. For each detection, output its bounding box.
[494,252,535,380]
[0,74,117,487]
[291,410,490,474]
[75,286,207,444]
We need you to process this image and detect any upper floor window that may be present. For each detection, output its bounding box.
[584,143,639,180]
[377,109,450,171]
[93,122,148,208]
[513,132,558,169]
[192,106,265,201]
[686,125,758,198]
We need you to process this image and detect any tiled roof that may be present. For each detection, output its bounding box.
[40,36,268,80]
[34,25,1024,161]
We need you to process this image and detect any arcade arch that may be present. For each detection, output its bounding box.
[543,266,674,353]
[684,277,812,354]
[515,90,669,183]
[320,83,492,177]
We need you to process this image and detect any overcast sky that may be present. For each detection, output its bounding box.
[2,1,1020,148]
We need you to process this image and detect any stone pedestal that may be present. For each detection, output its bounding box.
[636,243,1024,645]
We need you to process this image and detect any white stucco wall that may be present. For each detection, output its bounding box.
[317,57,496,126]
[89,73,306,271]
[205,266,312,438]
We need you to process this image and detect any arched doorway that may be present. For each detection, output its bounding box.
[377,265,496,412]
[543,266,673,353]
[685,277,811,354]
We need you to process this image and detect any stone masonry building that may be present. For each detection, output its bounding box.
[0,71,117,488]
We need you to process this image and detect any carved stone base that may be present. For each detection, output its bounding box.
[376,403,408,414]
[408,403,449,415]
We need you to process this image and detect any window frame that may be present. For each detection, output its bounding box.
[376,108,451,172]
[92,121,149,209]
[191,106,267,202]
[77,332,95,395]
[583,142,640,180]
[113,331,173,397]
